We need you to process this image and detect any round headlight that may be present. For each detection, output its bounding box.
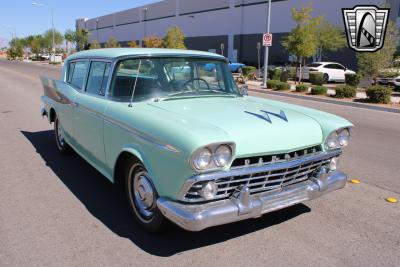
[200,181,218,200]
[214,145,232,167]
[337,129,350,147]
[329,157,339,171]
[325,131,339,149]
[193,148,212,170]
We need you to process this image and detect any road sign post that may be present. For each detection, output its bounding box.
[257,42,261,78]
[262,0,272,88]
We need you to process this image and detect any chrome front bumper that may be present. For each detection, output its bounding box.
[157,170,347,231]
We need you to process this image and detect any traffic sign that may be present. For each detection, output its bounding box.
[263,33,272,46]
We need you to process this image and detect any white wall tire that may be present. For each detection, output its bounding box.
[54,115,71,154]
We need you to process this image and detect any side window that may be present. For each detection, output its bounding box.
[86,61,111,95]
[69,61,89,89]
[335,64,346,70]
[67,62,75,83]
[324,64,335,69]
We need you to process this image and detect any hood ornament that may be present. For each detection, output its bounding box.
[244,110,288,123]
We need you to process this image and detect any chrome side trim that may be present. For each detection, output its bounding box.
[158,170,347,231]
[103,115,180,153]
[177,149,341,201]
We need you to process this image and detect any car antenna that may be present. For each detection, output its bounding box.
[129,59,142,107]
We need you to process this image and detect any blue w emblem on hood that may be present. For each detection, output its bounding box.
[245,110,288,123]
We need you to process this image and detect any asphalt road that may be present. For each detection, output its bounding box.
[0,60,399,266]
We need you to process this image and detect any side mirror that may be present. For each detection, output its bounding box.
[239,85,248,96]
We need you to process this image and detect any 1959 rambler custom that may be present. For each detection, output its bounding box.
[40,48,353,232]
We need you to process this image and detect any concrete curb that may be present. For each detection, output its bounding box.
[249,88,400,114]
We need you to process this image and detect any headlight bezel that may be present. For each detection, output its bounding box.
[325,127,351,150]
[190,142,235,172]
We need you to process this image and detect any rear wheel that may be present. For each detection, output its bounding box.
[125,160,167,232]
[323,73,329,83]
[54,115,71,153]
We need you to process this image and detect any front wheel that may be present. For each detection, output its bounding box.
[54,115,71,154]
[125,160,167,232]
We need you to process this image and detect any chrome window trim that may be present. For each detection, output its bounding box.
[84,59,113,97]
[177,149,342,201]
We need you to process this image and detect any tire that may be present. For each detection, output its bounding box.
[54,115,71,154]
[323,73,329,84]
[124,160,167,232]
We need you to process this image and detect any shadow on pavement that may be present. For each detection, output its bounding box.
[22,130,311,257]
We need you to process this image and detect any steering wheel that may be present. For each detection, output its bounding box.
[183,78,210,91]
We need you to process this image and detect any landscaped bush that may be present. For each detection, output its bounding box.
[366,85,392,104]
[311,85,327,95]
[309,72,324,85]
[287,67,297,80]
[345,73,361,87]
[272,68,282,80]
[266,79,280,89]
[335,85,357,98]
[295,84,308,92]
[275,82,291,91]
[280,70,290,82]
[242,66,257,77]
[377,70,400,78]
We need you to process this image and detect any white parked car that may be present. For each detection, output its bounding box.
[298,62,356,83]
[377,75,400,89]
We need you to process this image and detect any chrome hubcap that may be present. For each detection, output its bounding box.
[56,120,65,146]
[133,172,155,218]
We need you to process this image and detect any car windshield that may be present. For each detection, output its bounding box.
[307,63,322,67]
[109,57,240,102]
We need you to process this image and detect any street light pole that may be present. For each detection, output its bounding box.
[262,0,272,87]
[32,2,55,61]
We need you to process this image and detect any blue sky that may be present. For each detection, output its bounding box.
[0,0,159,40]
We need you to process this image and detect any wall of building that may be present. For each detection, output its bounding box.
[77,0,392,69]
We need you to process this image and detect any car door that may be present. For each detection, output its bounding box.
[322,64,337,80]
[73,60,112,169]
[333,64,346,81]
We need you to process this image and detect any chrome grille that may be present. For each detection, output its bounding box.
[230,145,322,169]
[184,150,333,201]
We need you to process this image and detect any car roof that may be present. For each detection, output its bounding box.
[312,62,342,65]
[66,48,226,61]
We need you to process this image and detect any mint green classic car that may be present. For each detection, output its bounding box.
[40,48,353,232]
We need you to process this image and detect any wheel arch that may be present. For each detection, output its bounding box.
[49,107,56,123]
[113,147,145,187]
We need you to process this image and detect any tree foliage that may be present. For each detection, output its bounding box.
[163,26,186,49]
[41,29,64,54]
[143,35,163,48]
[64,29,76,54]
[90,39,101,49]
[7,38,24,60]
[357,21,399,79]
[105,36,120,48]
[316,19,346,61]
[75,29,90,51]
[282,4,321,81]
[127,41,139,48]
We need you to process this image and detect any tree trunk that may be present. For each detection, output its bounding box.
[298,57,303,84]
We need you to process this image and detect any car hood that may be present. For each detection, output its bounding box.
[148,96,325,156]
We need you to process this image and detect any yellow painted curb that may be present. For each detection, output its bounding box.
[350,179,360,184]
[386,197,398,203]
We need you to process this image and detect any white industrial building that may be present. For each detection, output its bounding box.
[76,0,400,70]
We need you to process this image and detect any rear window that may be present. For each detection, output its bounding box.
[307,63,322,67]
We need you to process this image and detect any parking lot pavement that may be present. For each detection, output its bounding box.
[0,60,399,266]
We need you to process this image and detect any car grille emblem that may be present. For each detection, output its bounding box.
[244,110,288,123]
[342,5,389,52]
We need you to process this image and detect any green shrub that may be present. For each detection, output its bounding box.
[280,70,290,82]
[335,85,357,98]
[295,84,308,92]
[242,66,256,77]
[311,85,327,95]
[272,68,282,80]
[345,73,361,86]
[266,79,280,89]
[287,67,297,79]
[309,72,324,85]
[275,82,291,91]
[366,85,392,104]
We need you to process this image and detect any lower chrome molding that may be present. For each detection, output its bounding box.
[157,170,347,231]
